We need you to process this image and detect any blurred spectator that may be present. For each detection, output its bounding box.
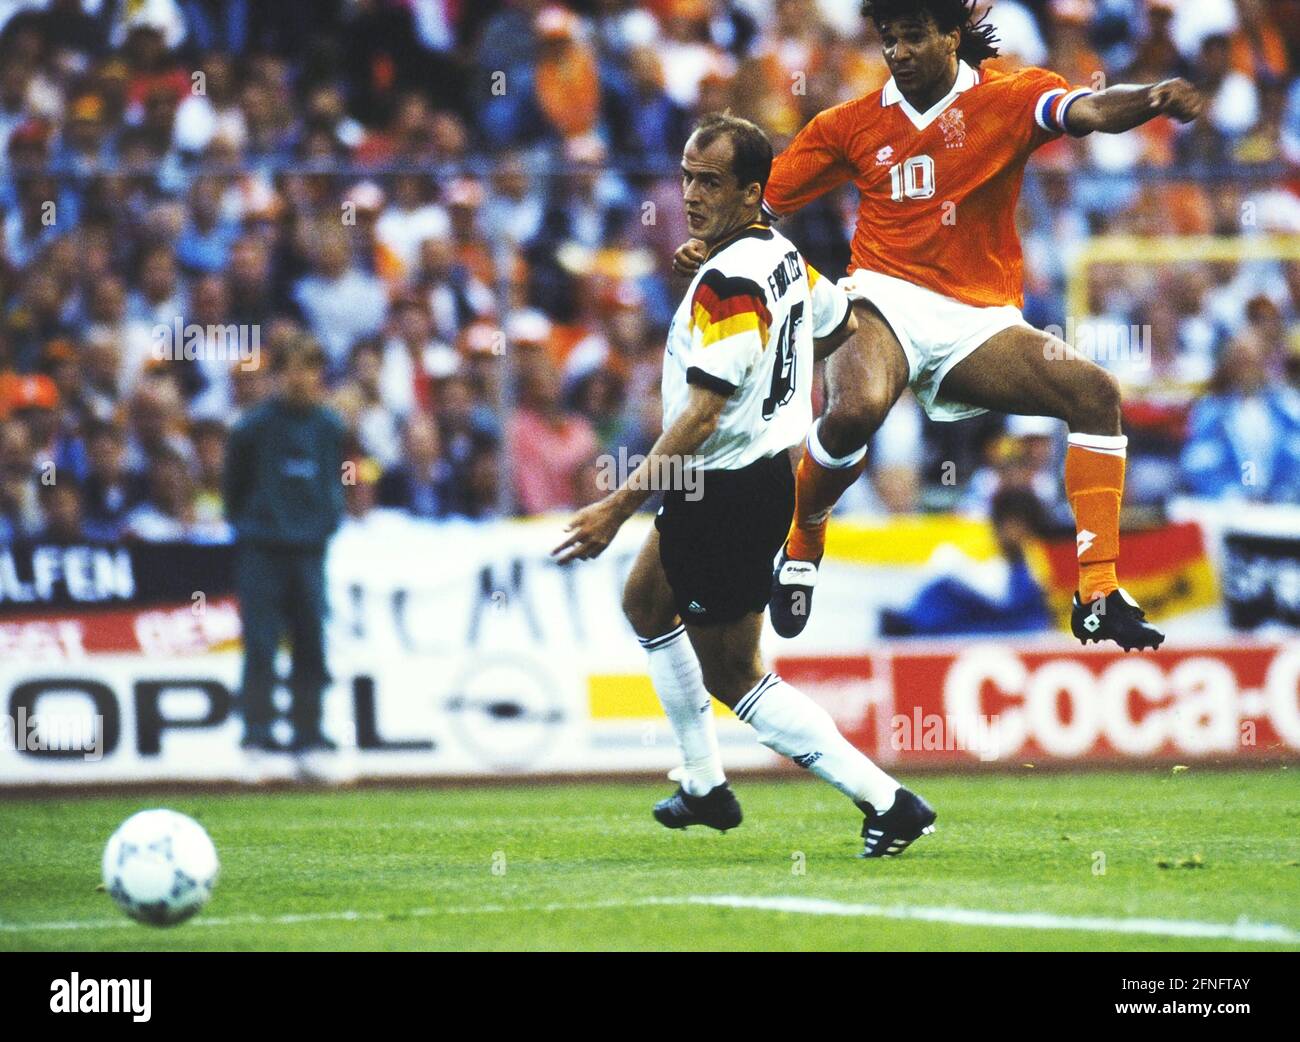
[604,381,662,470]
[53,92,114,176]
[592,0,662,61]
[534,6,602,144]
[414,234,494,345]
[734,0,830,137]
[175,176,239,275]
[431,371,501,485]
[563,281,655,386]
[385,292,460,415]
[189,280,249,418]
[191,416,226,526]
[342,451,381,523]
[1128,1,1190,83]
[6,169,62,269]
[657,0,730,111]
[473,0,542,147]
[80,330,125,422]
[1169,0,1239,63]
[447,177,496,284]
[123,444,230,542]
[37,477,84,543]
[1193,33,1260,156]
[127,243,185,327]
[114,4,188,54]
[605,46,689,162]
[375,173,450,277]
[508,361,598,513]
[0,417,40,542]
[292,224,388,374]
[81,420,147,542]
[331,337,405,469]
[458,443,503,519]
[880,487,1052,637]
[342,0,440,126]
[345,181,404,286]
[1181,332,1300,501]
[962,415,1064,522]
[124,376,191,470]
[0,61,35,167]
[570,367,625,448]
[174,52,246,154]
[225,235,280,329]
[6,265,70,374]
[480,153,545,254]
[526,134,634,318]
[376,413,453,518]
[8,372,82,485]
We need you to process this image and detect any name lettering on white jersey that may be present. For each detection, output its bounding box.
[662,224,852,472]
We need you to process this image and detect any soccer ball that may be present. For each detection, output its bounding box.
[102,809,220,926]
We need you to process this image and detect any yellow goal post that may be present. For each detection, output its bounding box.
[1065,234,1300,328]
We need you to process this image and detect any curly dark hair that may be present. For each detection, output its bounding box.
[860,0,1001,66]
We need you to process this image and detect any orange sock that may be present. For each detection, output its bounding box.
[1064,433,1127,601]
[786,433,868,562]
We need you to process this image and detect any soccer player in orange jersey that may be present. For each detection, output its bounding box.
[676,0,1202,651]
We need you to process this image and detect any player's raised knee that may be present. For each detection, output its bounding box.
[819,396,884,454]
[1070,363,1123,433]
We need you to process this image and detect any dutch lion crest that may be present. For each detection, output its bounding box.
[939,108,967,149]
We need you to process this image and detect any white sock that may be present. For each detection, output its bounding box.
[640,625,725,796]
[807,417,868,470]
[1066,431,1128,457]
[736,673,898,811]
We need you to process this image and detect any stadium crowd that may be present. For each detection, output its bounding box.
[1,0,1300,546]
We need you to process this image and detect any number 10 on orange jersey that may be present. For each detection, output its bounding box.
[889,155,936,201]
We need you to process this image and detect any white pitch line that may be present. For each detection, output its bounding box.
[3,895,1297,945]
[668,895,1300,945]
[0,899,633,934]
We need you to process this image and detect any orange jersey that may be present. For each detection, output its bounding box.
[763,62,1093,309]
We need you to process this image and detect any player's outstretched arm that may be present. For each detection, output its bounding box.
[552,385,728,563]
[1064,79,1203,136]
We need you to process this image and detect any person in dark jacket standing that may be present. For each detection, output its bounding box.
[224,335,345,758]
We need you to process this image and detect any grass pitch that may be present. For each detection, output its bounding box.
[1,769,1297,952]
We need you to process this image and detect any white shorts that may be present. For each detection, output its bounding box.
[837,268,1030,422]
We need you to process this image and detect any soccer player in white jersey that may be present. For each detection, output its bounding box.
[554,114,937,858]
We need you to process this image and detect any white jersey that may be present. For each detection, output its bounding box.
[663,223,852,471]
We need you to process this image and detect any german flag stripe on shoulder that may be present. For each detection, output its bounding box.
[691,269,772,349]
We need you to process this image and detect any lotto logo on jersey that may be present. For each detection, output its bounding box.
[875,145,894,166]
